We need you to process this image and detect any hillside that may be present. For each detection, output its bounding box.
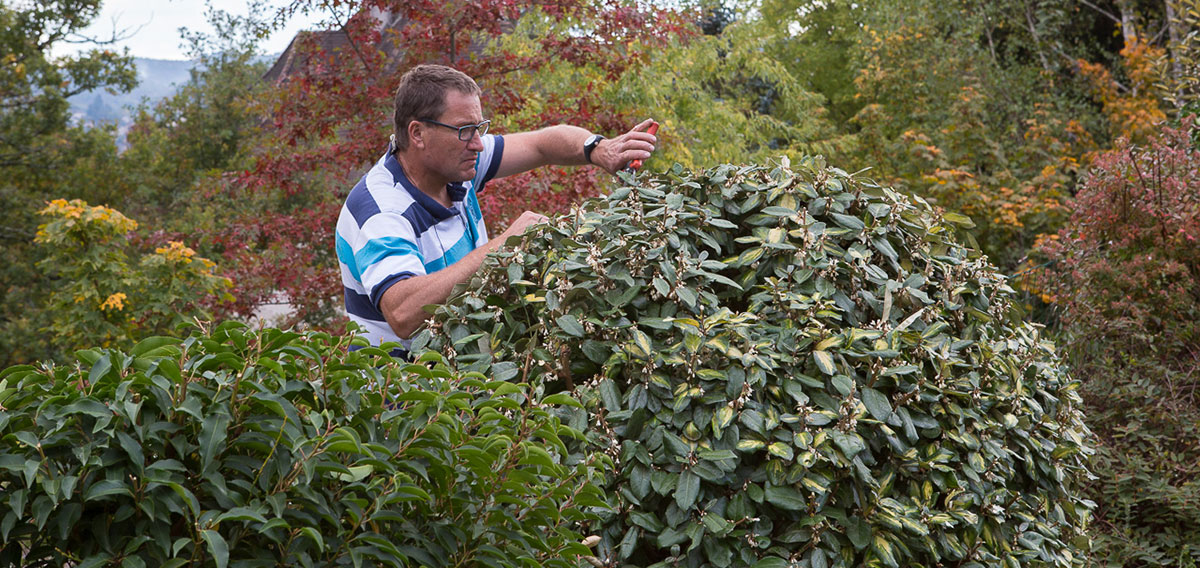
[68,57,196,127]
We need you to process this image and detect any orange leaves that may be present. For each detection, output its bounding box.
[36,199,139,244]
[1077,36,1168,142]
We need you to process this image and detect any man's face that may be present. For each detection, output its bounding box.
[421,89,486,183]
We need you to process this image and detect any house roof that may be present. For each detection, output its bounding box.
[262,30,353,84]
[261,9,513,85]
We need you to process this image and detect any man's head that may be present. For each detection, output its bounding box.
[392,65,482,152]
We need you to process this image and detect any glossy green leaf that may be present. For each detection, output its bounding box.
[862,387,893,421]
[201,530,228,568]
[846,517,872,550]
[764,484,805,510]
[556,314,585,337]
[676,471,701,510]
[813,351,836,375]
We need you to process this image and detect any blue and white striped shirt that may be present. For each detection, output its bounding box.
[336,134,504,351]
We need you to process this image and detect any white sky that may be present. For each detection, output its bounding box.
[54,0,327,61]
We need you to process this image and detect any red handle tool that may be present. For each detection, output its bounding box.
[626,122,660,171]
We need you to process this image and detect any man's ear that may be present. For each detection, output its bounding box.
[407,120,425,150]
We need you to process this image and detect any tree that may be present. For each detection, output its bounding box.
[33,198,232,356]
[116,6,271,238]
[589,2,854,170]
[844,0,1109,269]
[0,0,138,366]
[0,0,136,170]
[755,0,867,127]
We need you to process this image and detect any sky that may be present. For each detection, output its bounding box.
[54,0,327,61]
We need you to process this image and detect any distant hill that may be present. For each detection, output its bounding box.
[68,54,278,147]
[69,57,196,128]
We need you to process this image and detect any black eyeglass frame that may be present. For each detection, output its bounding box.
[417,119,491,141]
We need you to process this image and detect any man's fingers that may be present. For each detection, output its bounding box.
[632,118,656,132]
[517,211,549,227]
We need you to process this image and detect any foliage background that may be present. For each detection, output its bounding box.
[1,0,1198,564]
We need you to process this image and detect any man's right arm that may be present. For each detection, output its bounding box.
[378,211,547,339]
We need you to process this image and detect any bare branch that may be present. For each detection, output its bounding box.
[55,12,148,51]
[1024,0,1052,72]
[327,5,375,74]
[1078,0,1121,25]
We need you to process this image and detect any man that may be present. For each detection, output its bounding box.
[336,64,657,355]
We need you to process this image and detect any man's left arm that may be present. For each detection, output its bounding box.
[494,119,658,178]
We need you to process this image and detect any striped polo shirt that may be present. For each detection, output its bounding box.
[336,134,504,352]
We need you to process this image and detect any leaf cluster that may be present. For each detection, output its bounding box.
[0,323,607,567]
[420,160,1093,566]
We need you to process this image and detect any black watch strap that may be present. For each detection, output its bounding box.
[583,134,605,164]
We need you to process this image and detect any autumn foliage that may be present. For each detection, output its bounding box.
[1026,116,1200,563]
[32,199,231,356]
[1077,38,1169,143]
[1030,116,1200,347]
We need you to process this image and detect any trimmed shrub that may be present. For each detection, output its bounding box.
[418,160,1093,566]
[0,322,607,567]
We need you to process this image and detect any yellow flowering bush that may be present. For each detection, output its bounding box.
[34,199,232,353]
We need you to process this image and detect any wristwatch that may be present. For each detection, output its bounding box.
[583,134,605,164]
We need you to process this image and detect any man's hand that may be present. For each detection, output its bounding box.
[592,118,659,174]
[499,211,549,241]
[379,209,548,340]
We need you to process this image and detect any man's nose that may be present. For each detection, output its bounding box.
[466,132,485,151]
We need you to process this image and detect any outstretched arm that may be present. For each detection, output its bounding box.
[494,119,659,178]
[378,211,547,339]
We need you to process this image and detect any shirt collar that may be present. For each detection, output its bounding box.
[383,151,466,220]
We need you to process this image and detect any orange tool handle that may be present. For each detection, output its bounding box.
[627,122,660,171]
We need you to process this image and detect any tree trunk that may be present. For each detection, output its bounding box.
[1164,0,1181,107]
[1023,0,1052,72]
[1117,0,1139,48]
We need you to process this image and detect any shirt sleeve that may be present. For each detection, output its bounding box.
[354,211,428,308]
[473,134,505,191]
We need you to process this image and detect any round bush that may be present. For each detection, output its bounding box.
[0,323,606,567]
[418,160,1093,567]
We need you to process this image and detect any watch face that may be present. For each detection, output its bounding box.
[585,135,604,163]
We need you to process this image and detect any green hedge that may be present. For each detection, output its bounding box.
[419,160,1094,567]
[0,323,607,567]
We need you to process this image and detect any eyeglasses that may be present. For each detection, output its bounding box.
[418,119,490,141]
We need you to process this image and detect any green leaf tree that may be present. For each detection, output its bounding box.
[118,5,270,222]
[0,0,138,366]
